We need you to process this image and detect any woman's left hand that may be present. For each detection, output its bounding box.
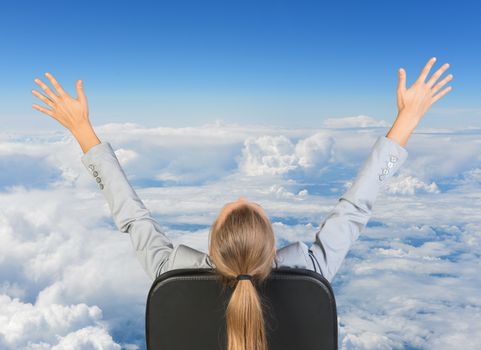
[32,72,90,132]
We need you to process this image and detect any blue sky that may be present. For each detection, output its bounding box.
[1,0,479,131]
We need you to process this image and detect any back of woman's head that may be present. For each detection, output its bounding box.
[209,203,276,350]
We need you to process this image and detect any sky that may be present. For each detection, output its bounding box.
[1,1,481,349]
[0,0,480,131]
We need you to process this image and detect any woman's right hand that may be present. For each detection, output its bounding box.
[386,56,454,147]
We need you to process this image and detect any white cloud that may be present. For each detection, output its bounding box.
[295,131,335,169]
[385,175,440,195]
[114,148,138,166]
[1,120,481,349]
[237,135,297,175]
[237,131,334,176]
[0,294,121,349]
[51,327,122,350]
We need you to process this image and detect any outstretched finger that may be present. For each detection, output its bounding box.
[34,78,59,102]
[426,63,450,89]
[44,72,67,97]
[32,103,55,118]
[431,73,453,95]
[397,67,406,93]
[431,86,452,104]
[415,57,437,85]
[31,89,55,108]
[75,79,87,104]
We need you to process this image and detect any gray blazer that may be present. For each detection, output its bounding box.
[80,135,408,284]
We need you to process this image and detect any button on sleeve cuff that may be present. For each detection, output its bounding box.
[341,135,409,214]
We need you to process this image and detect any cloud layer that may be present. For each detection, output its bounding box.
[1,116,480,349]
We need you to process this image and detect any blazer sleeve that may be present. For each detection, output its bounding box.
[80,142,174,281]
[309,135,409,283]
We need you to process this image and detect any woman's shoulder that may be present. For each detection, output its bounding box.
[274,241,311,269]
[165,244,215,272]
[164,240,312,273]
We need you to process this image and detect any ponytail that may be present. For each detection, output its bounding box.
[209,203,276,350]
[226,278,268,350]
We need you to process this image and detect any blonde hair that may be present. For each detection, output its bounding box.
[209,203,277,350]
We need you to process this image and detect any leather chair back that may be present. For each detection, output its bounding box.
[146,267,338,350]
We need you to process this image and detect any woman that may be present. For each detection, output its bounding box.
[31,56,453,350]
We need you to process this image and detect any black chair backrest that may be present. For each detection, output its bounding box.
[146,267,338,350]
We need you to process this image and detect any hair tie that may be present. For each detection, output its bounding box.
[236,274,253,281]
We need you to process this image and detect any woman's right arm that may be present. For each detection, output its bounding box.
[309,57,454,282]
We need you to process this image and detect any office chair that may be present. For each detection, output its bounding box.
[146,267,338,350]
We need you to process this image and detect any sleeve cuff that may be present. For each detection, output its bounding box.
[381,136,409,164]
[340,135,409,213]
[80,142,115,173]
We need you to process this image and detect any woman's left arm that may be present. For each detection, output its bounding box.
[31,73,175,281]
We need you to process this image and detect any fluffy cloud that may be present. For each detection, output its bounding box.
[238,135,297,175]
[295,131,335,169]
[385,175,440,195]
[237,131,334,176]
[1,120,481,349]
[0,294,121,349]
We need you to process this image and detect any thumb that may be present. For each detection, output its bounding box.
[397,68,406,93]
[76,79,87,104]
